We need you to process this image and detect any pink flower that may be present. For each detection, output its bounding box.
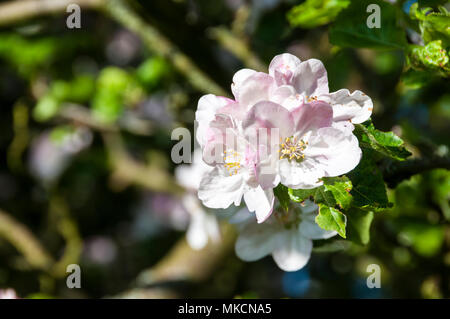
[195,53,370,222]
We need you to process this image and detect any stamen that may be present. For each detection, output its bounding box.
[279,136,307,161]
[223,150,241,176]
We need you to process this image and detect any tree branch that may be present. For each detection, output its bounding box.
[383,154,450,188]
[0,209,54,271]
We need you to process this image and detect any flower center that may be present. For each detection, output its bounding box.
[278,136,307,161]
[306,95,318,102]
[223,150,241,176]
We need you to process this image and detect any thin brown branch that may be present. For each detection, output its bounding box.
[383,154,450,188]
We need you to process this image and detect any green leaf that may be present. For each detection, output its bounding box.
[316,204,347,238]
[406,40,450,76]
[274,184,291,211]
[329,0,407,49]
[410,3,450,46]
[401,69,440,89]
[289,186,336,207]
[354,121,412,161]
[347,151,391,208]
[322,176,353,210]
[287,0,350,28]
[346,208,374,245]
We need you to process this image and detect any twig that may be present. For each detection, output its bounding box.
[101,131,184,194]
[0,0,227,96]
[383,155,450,188]
[0,209,54,271]
[114,222,237,298]
[208,26,266,72]
[0,0,104,26]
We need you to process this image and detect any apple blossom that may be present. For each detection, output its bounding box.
[235,200,337,272]
[243,101,362,189]
[175,149,220,250]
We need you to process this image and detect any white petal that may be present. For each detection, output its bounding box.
[304,127,362,177]
[278,157,324,189]
[235,222,281,262]
[330,89,373,124]
[231,68,257,99]
[272,230,312,272]
[237,72,275,109]
[292,59,329,97]
[270,85,296,105]
[175,149,212,190]
[183,194,220,250]
[299,218,337,240]
[198,166,245,209]
[243,186,275,223]
[269,53,302,86]
[195,94,234,147]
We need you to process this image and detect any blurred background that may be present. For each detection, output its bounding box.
[0,0,449,298]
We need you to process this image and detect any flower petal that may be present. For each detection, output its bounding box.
[330,89,373,124]
[278,157,324,189]
[198,166,245,209]
[237,72,276,109]
[184,194,220,250]
[269,53,302,86]
[231,68,257,99]
[243,186,275,223]
[235,222,281,262]
[292,59,329,97]
[291,101,333,136]
[243,101,295,142]
[304,127,362,177]
[272,230,312,272]
[195,94,234,147]
[299,214,337,240]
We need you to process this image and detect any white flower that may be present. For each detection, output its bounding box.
[235,200,336,272]
[175,149,220,250]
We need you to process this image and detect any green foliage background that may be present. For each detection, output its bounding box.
[0,0,449,298]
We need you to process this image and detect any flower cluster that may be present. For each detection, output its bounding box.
[194,53,373,271]
[196,53,372,220]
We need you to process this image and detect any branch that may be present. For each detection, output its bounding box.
[101,131,184,195]
[0,0,104,26]
[0,0,227,96]
[114,223,237,298]
[383,154,450,188]
[0,209,54,271]
[208,26,266,72]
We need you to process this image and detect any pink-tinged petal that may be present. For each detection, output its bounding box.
[243,101,295,141]
[243,186,275,223]
[198,166,245,209]
[330,89,373,124]
[292,59,329,97]
[235,222,281,261]
[195,94,234,147]
[270,85,296,105]
[278,157,325,189]
[237,72,276,108]
[269,53,302,86]
[217,101,247,121]
[304,127,362,177]
[291,101,333,136]
[280,93,306,111]
[272,229,312,272]
[231,68,257,100]
[332,120,355,132]
[257,153,280,189]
